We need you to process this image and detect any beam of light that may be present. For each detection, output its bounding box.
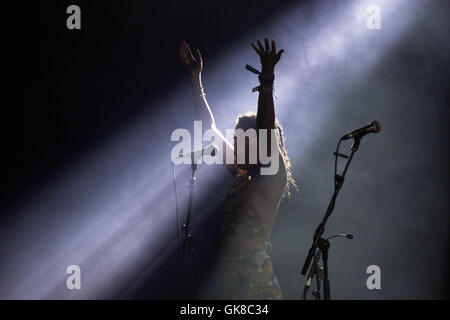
[0,0,431,299]
[0,93,194,299]
[203,0,427,162]
[195,0,430,299]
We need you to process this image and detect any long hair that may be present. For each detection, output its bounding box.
[235,112,298,199]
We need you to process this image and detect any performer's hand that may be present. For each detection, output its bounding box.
[179,40,203,80]
[251,38,284,75]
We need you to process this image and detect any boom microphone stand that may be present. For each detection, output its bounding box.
[179,144,217,297]
[301,136,362,300]
[182,155,197,297]
[303,233,354,300]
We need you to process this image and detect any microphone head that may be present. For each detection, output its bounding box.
[345,233,354,239]
[371,120,381,133]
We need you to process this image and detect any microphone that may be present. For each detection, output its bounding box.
[341,121,381,140]
[178,143,218,163]
[327,233,354,240]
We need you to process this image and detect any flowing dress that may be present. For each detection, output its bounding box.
[215,170,283,300]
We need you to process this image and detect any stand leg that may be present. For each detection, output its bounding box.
[318,238,331,300]
[182,163,197,297]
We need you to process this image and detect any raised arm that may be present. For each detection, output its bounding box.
[179,41,234,171]
[179,41,215,128]
[251,39,284,130]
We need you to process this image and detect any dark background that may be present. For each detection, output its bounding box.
[3,0,299,208]
[2,0,449,299]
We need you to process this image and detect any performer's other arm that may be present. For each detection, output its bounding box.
[179,41,234,170]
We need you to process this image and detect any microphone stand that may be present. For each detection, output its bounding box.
[301,137,361,300]
[303,248,323,300]
[182,156,197,297]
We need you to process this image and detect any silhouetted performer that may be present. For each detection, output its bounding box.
[179,39,297,299]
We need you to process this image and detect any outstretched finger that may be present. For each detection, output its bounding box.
[257,40,265,53]
[180,41,189,60]
[185,42,196,61]
[271,40,276,54]
[276,49,285,61]
[179,41,185,55]
[179,42,188,62]
[264,38,270,52]
[251,43,261,55]
[194,49,202,63]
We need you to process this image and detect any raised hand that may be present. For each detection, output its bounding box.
[251,38,284,75]
[179,40,203,79]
